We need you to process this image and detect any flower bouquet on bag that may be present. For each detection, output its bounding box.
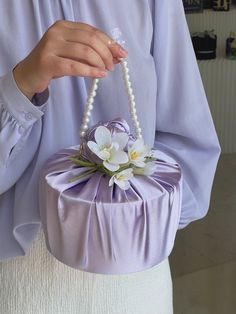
[39,58,183,275]
[69,121,157,190]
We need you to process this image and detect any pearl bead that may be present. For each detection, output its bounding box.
[90,91,96,97]
[82,125,88,131]
[79,59,143,142]
[84,117,90,123]
[130,108,136,114]
[123,60,141,137]
[129,105,136,111]
[87,98,94,104]
[132,112,137,118]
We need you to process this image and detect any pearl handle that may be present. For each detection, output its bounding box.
[79,58,143,140]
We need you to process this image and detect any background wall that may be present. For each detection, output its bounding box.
[186,7,236,153]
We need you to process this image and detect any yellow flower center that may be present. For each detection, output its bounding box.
[117,174,125,180]
[130,151,138,160]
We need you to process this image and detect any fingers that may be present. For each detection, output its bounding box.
[77,22,128,59]
[53,56,108,78]
[53,20,128,65]
[56,41,107,70]
[63,28,115,70]
[42,20,127,81]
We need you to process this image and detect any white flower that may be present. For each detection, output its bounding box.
[109,168,134,190]
[87,126,129,171]
[133,162,156,176]
[128,138,152,168]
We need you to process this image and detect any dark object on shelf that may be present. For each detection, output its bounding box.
[203,0,213,8]
[212,0,230,11]
[226,32,236,59]
[191,30,217,60]
[183,0,203,13]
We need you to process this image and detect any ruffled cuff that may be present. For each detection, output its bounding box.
[0,70,49,130]
[0,71,49,166]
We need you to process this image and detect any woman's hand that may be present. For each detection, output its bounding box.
[13,20,128,100]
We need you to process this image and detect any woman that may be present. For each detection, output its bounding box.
[0,0,221,313]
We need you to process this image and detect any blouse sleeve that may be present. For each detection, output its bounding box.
[151,0,221,229]
[0,70,49,194]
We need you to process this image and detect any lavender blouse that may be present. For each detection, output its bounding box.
[0,0,221,261]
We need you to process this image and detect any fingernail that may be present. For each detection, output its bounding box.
[113,58,121,64]
[107,64,114,71]
[98,70,108,77]
[118,47,128,57]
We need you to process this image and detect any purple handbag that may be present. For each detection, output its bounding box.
[39,59,183,274]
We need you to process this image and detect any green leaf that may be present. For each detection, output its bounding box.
[69,156,96,167]
[145,156,157,162]
[97,164,114,177]
[68,168,97,183]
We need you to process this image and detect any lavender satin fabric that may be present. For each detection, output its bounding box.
[39,145,182,274]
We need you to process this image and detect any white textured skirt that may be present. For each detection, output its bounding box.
[0,230,173,314]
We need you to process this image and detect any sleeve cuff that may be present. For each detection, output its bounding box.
[0,70,49,129]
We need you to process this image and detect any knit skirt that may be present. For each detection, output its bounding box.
[0,229,173,314]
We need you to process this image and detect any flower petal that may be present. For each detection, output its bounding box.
[87,141,100,155]
[133,162,156,175]
[87,141,110,160]
[114,178,131,190]
[132,160,146,168]
[97,149,110,160]
[129,138,145,153]
[117,168,133,179]
[109,150,129,164]
[103,161,120,172]
[112,133,129,150]
[142,146,152,157]
[95,126,111,147]
[111,142,119,151]
[109,175,115,187]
